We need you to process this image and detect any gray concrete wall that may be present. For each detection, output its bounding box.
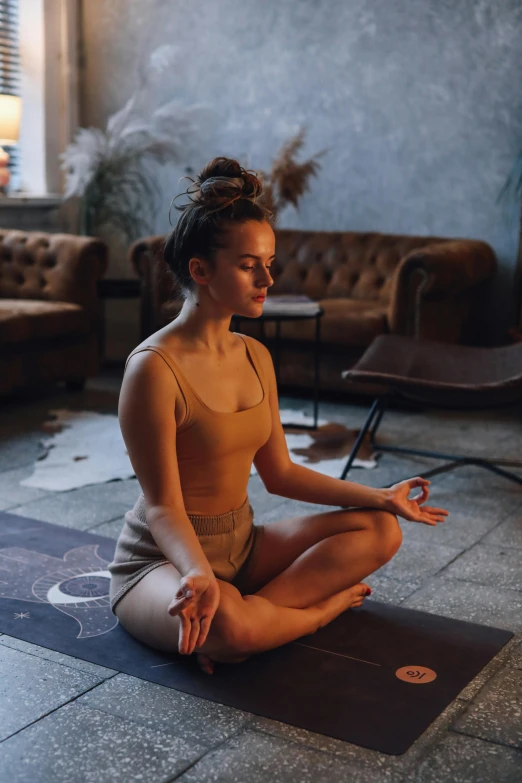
[80,0,522,357]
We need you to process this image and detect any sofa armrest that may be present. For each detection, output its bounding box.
[129,234,178,337]
[387,239,497,340]
[129,234,167,280]
[0,230,109,331]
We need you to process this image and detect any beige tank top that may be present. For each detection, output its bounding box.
[124,332,272,515]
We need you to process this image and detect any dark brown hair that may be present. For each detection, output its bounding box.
[163,157,275,301]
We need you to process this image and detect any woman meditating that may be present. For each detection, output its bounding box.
[108,156,449,675]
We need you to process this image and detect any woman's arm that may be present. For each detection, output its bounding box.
[251,338,388,508]
[263,462,388,509]
[118,350,214,579]
[145,505,214,579]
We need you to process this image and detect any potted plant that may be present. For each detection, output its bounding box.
[59,44,210,273]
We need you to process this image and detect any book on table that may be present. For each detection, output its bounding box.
[261,294,322,315]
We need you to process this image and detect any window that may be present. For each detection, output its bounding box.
[0,0,21,191]
[1,0,80,197]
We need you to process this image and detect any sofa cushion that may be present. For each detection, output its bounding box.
[0,299,90,344]
[259,298,389,347]
[320,298,389,345]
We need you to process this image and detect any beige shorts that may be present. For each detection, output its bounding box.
[108,494,265,614]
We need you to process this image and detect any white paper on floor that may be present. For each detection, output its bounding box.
[277,409,378,475]
[20,408,376,492]
[19,409,134,492]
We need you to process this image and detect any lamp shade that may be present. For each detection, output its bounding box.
[0,94,22,145]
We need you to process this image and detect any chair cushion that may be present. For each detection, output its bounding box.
[0,299,90,345]
[261,298,388,347]
[342,333,522,407]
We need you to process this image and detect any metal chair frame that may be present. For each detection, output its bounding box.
[340,393,522,487]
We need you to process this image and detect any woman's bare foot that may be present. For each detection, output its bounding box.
[313,582,371,629]
[196,653,215,674]
[196,649,252,674]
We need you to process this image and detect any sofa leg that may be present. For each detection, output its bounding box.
[65,378,86,392]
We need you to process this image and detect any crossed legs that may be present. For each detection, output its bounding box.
[250,507,402,609]
[113,507,402,666]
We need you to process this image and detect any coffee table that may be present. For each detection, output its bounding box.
[232,302,324,430]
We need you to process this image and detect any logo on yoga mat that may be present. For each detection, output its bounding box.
[395,666,437,684]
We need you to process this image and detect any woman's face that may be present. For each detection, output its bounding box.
[196,220,276,316]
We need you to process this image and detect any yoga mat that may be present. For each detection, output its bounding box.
[0,511,513,755]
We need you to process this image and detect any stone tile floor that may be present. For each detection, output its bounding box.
[0,372,521,782]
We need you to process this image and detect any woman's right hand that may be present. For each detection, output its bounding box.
[167,570,221,655]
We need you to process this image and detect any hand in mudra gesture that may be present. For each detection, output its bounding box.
[384,477,449,525]
[167,571,221,656]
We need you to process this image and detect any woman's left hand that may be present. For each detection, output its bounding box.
[382,477,449,525]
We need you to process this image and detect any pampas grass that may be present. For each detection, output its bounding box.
[255,126,329,219]
[59,44,210,241]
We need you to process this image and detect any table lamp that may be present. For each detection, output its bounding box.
[0,94,22,196]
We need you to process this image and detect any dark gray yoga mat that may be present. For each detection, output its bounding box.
[0,510,513,755]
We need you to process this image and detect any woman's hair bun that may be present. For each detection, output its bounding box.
[198,175,244,200]
[171,157,264,218]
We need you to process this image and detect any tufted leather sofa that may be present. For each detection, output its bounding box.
[0,230,108,396]
[129,228,497,396]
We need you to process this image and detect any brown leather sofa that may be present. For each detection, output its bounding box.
[0,229,108,396]
[129,228,497,396]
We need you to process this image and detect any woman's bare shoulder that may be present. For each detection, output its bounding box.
[122,334,188,427]
[125,324,188,371]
